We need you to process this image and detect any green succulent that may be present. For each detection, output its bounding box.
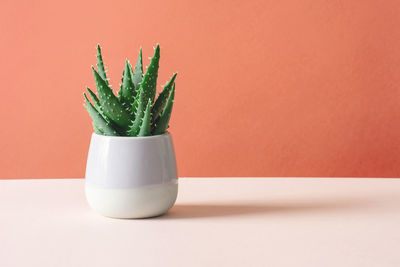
[83,44,177,136]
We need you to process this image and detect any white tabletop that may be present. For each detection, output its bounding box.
[1,178,399,267]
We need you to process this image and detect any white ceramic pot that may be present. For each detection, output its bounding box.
[85,132,178,219]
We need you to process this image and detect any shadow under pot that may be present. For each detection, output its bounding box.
[85,132,178,219]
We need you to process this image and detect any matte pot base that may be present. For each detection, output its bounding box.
[86,183,178,219]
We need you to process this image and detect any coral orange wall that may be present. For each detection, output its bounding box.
[1,0,400,178]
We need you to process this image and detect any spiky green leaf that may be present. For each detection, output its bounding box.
[86,87,102,112]
[83,93,119,136]
[128,62,138,100]
[132,48,143,89]
[92,67,131,129]
[152,73,177,121]
[131,87,141,119]
[87,87,126,135]
[92,122,104,135]
[140,44,160,103]
[138,100,152,136]
[96,44,109,85]
[153,87,175,135]
[127,89,146,136]
[118,60,136,109]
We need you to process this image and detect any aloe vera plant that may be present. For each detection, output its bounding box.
[83,44,177,136]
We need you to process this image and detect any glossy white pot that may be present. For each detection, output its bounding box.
[85,132,178,219]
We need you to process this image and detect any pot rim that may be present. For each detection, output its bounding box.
[92,131,171,140]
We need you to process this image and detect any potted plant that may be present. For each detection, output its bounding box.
[83,44,178,219]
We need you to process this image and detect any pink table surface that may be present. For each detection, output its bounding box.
[1,178,400,267]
